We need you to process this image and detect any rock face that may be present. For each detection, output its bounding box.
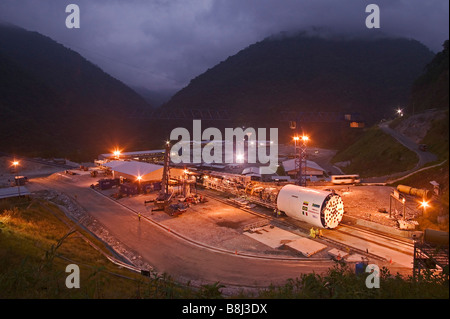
[391,110,447,144]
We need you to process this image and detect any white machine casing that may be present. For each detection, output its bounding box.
[277,184,344,229]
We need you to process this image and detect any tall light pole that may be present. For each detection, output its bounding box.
[113,149,121,160]
[294,135,309,187]
[137,175,142,194]
[11,160,20,196]
[420,200,429,217]
[300,135,309,187]
[12,160,19,172]
[293,136,300,185]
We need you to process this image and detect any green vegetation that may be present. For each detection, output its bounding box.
[391,163,449,232]
[410,40,449,113]
[259,261,448,299]
[388,110,449,231]
[0,24,440,160]
[331,127,418,177]
[1,197,448,299]
[0,24,151,161]
[162,33,434,149]
[165,33,433,126]
[0,197,221,298]
[388,115,406,130]
[420,110,449,162]
[276,163,287,176]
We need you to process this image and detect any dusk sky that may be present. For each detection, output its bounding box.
[0,0,448,91]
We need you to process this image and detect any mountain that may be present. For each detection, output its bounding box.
[409,40,449,113]
[132,86,176,108]
[0,23,151,160]
[162,31,434,139]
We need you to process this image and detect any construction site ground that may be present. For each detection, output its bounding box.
[313,185,400,228]
[109,187,334,259]
[99,180,412,263]
[1,156,418,269]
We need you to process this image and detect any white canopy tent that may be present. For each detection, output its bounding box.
[103,160,184,182]
[282,159,325,177]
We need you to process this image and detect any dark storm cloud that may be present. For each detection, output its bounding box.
[0,0,448,91]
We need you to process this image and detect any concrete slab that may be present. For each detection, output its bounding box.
[328,248,349,260]
[244,225,301,249]
[346,254,368,263]
[286,238,327,257]
[0,186,31,199]
[325,226,414,268]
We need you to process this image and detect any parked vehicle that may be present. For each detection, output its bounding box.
[331,174,361,185]
[419,144,428,152]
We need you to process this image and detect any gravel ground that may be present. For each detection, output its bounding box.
[0,156,61,187]
[2,154,409,264]
[118,193,303,257]
[311,185,402,227]
[30,188,153,271]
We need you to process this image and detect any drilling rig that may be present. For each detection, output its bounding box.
[154,141,174,211]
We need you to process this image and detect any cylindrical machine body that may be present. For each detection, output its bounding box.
[397,185,431,200]
[424,229,449,246]
[277,185,344,229]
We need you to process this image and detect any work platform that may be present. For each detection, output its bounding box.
[244,225,327,257]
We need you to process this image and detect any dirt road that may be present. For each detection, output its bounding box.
[28,173,336,290]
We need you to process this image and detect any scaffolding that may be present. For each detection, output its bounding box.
[294,137,307,187]
[389,190,421,229]
[413,230,449,280]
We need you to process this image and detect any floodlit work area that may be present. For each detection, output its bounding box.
[2,147,447,288]
[79,157,416,267]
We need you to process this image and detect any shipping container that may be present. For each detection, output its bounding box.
[153,181,162,191]
[15,176,28,186]
[98,178,119,190]
[120,183,138,196]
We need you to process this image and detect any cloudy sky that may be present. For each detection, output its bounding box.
[0,0,448,92]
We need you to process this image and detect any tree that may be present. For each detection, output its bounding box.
[276,163,287,176]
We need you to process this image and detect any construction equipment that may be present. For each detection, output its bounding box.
[154,142,174,212]
[166,202,188,216]
[277,184,345,229]
[397,185,432,200]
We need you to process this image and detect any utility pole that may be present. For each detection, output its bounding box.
[12,160,21,197]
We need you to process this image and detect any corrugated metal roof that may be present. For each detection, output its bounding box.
[104,161,163,177]
[242,166,261,175]
[282,159,325,172]
[100,150,165,158]
[102,160,125,169]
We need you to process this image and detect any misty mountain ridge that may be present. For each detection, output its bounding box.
[265,26,418,44]
[132,86,176,108]
[0,23,152,159]
[0,23,444,159]
[163,29,434,128]
[409,40,449,113]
